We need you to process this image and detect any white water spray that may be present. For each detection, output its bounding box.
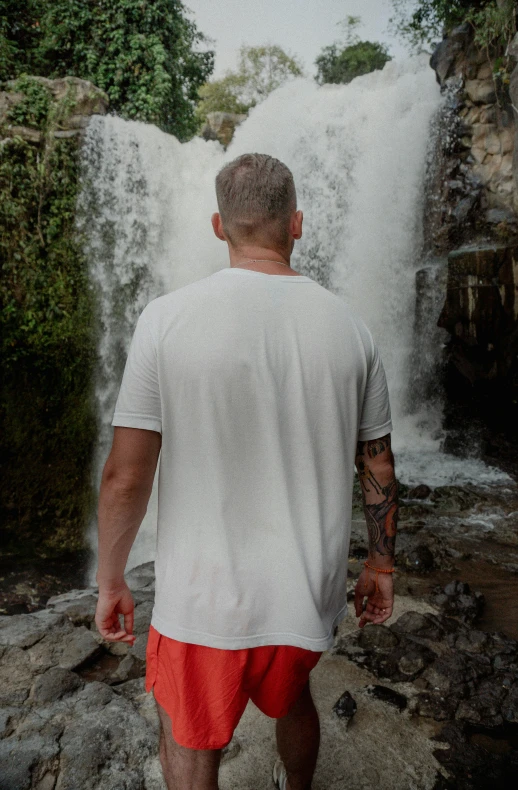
[78,56,510,582]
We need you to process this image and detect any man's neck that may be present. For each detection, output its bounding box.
[228,246,291,273]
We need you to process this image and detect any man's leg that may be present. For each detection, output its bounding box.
[155,697,222,790]
[275,679,320,790]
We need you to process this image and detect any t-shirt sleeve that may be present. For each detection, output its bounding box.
[358,329,393,442]
[111,311,162,434]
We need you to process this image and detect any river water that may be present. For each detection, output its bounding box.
[77,55,514,586]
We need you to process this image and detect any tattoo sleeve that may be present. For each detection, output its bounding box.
[355,434,398,560]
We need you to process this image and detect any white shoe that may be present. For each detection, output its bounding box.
[272,757,288,790]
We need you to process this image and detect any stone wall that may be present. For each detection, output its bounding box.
[431,25,517,222]
[428,28,518,422]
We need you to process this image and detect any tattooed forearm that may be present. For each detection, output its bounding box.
[355,435,398,559]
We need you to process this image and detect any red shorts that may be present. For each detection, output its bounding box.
[145,624,323,749]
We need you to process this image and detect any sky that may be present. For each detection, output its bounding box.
[185,0,411,80]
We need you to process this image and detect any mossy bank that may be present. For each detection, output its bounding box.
[0,76,108,562]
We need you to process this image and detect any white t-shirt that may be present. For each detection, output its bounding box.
[112,267,392,651]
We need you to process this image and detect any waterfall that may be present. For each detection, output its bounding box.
[78,55,510,583]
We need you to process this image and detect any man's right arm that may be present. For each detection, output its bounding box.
[353,433,398,625]
[355,433,398,567]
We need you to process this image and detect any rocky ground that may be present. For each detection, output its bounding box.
[1,479,518,789]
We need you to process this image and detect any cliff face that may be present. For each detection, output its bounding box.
[0,78,109,559]
[428,27,518,435]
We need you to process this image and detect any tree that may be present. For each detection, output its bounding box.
[387,0,505,51]
[0,0,45,82]
[315,17,392,85]
[0,0,214,141]
[196,44,303,125]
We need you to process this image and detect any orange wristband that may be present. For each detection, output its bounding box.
[363,560,395,594]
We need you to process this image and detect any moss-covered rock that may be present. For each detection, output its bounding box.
[0,76,107,559]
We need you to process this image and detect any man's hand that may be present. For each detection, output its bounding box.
[354,568,394,628]
[95,581,136,645]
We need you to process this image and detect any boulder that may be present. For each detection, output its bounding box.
[0,76,109,144]
[333,690,357,720]
[365,684,407,711]
[430,580,485,624]
[201,112,247,147]
[430,24,472,85]
[6,76,109,118]
[465,79,497,104]
[29,667,84,705]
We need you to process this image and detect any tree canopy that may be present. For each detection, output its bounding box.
[196,44,303,125]
[0,0,214,141]
[315,17,392,85]
[389,0,516,52]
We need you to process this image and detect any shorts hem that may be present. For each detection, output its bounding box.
[153,687,233,750]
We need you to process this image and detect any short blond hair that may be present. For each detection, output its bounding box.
[215,153,296,246]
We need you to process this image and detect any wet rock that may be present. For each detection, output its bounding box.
[485,207,516,225]
[390,611,456,642]
[333,690,357,720]
[502,685,518,723]
[407,484,432,500]
[365,684,407,711]
[451,193,478,223]
[438,245,518,394]
[431,720,518,788]
[453,629,489,654]
[338,622,437,683]
[455,675,509,726]
[357,625,400,650]
[404,544,436,573]
[429,484,482,512]
[430,580,485,624]
[430,24,472,85]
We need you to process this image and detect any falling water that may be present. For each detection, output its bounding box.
[78,56,511,582]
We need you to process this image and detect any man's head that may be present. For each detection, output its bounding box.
[212,153,302,256]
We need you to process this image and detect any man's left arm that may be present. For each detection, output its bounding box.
[95,426,161,645]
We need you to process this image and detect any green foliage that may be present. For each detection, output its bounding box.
[0,0,214,141]
[6,76,51,127]
[388,0,515,52]
[465,0,517,62]
[315,41,392,85]
[196,75,251,119]
[0,0,44,82]
[315,17,391,85]
[196,44,303,126]
[0,82,97,554]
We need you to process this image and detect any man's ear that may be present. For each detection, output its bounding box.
[211,212,226,241]
[291,209,303,240]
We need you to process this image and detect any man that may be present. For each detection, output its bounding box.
[95,153,398,790]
